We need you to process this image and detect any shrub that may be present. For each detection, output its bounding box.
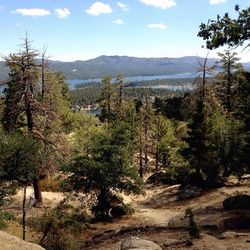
[42,230,79,250]
[28,199,89,250]
[0,211,15,230]
[164,165,195,185]
[110,203,135,218]
[110,205,126,218]
[123,203,135,215]
[185,208,200,239]
[40,175,64,192]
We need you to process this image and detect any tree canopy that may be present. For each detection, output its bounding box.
[198,5,250,49]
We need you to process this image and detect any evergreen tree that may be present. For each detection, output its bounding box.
[2,36,70,207]
[99,76,116,122]
[183,57,212,184]
[62,122,142,219]
[151,115,172,170]
[184,98,207,180]
[198,5,250,180]
[0,133,42,239]
[216,50,241,113]
[198,5,250,49]
[70,111,100,156]
[234,72,250,174]
[137,96,153,178]
[207,111,245,177]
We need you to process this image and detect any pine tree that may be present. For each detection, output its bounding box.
[99,76,116,122]
[2,36,69,207]
[137,96,153,178]
[198,5,250,49]
[183,56,211,184]
[216,50,241,113]
[151,115,170,170]
[62,123,142,219]
[234,72,250,174]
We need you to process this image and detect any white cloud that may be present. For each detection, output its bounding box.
[86,2,112,16]
[11,8,51,17]
[55,8,71,18]
[148,23,166,29]
[16,22,21,26]
[140,0,176,9]
[209,0,226,4]
[112,19,124,25]
[117,2,129,11]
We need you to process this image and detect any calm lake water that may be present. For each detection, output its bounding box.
[0,73,196,93]
[67,72,198,89]
[135,84,195,91]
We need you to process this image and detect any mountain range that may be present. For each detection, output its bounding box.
[0,55,249,81]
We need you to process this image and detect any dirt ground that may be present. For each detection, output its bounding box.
[3,178,250,249]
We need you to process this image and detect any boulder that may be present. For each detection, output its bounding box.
[177,185,202,200]
[219,231,238,239]
[222,195,250,210]
[0,230,45,250]
[219,231,248,239]
[110,205,126,218]
[224,214,250,229]
[121,237,162,250]
[146,172,166,185]
[209,176,227,188]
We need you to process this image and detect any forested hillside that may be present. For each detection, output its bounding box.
[0,4,249,250]
[0,56,249,81]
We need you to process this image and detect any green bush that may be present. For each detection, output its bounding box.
[123,203,135,215]
[0,211,15,230]
[185,208,200,239]
[163,165,194,185]
[29,204,90,232]
[28,200,90,250]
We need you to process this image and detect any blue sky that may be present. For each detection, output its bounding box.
[0,0,249,62]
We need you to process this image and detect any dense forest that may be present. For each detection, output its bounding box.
[70,77,196,107]
[0,5,249,250]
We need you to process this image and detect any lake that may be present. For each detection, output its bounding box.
[133,84,195,91]
[67,72,198,89]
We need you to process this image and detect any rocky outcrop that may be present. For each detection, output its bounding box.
[222,195,250,210]
[121,237,162,250]
[224,212,250,229]
[146,172,167,185]
[110,205,126,218]
[177,185,202,200]
[0,230,45,250]
[222,195,250,229]
[219,231,249,239]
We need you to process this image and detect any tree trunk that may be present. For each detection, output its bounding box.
[33,177,43,207]
[22,186,27,241]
